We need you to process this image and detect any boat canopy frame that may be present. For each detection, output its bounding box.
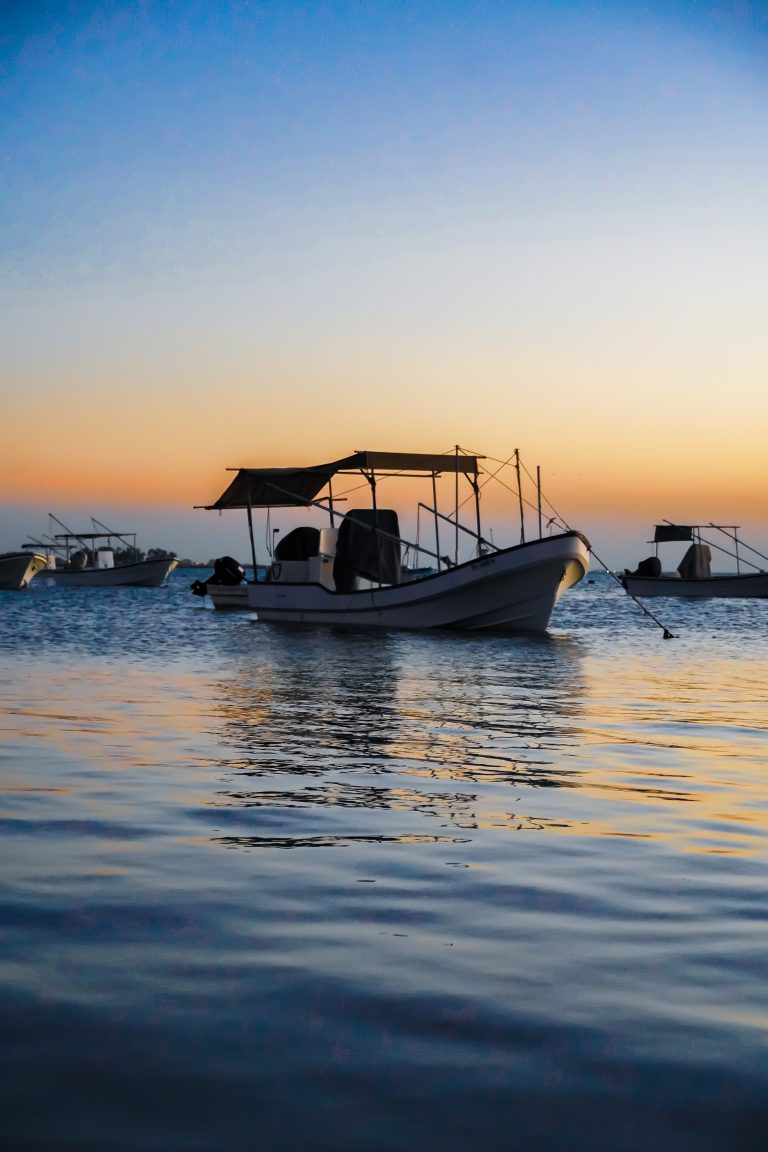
[22,514,140,565]
[651,521,768,575]
[198,449,491,579]
[196,447,574,584]
[199,451,482,512]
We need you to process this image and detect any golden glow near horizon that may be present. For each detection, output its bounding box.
[2,4,767,564]
[2,354,765,519]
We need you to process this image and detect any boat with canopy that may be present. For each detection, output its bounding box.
[621,523,768,598]
[196,448,591,631]
[23,516,178,588]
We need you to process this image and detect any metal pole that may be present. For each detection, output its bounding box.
[473,473,482,555]
[368,471,381,587]
[515,449,525,544]
[432,473,441,571]
[246,495,258,581]
[537,465,542,538]
[454,445,459,565]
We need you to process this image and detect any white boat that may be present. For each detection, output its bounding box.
[43,550,179,588]
[0,551,48,590]
[26,516,178,588]
[207,584,250,609]
[197,449,590,632]
[190,556,250,608]
[621,523,768,599]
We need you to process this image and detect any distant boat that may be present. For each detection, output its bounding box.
[0,551,48,590]
[196,448,590,632]
[25,515,178,589]
[621,523,768,599]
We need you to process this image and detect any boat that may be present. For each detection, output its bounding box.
[190,556,250,609]
[196,449,590,631]
[621,523,768,599]
[0,551,49,590]
[205,583,250,609]
[24,516,179,588]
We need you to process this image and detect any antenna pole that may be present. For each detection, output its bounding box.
[454,445,460,564]
[514,450,525,543]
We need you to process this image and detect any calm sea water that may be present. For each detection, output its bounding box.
[1,569,766,1151]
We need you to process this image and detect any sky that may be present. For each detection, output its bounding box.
[2,0,767,567]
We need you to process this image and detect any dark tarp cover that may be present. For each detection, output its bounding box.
[203,466,339,510]
[628,555,661,578]
[274,526,320,561]
[654,525,694,543]
[333,509,401,592]
[677,543,711,579]
[199,451,481,510]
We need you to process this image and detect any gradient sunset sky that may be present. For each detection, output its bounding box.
[2,1,766,566]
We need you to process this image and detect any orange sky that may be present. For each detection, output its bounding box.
[2,3,766,564]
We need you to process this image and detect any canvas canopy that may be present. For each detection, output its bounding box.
[52,531,134,541]
[200,451,481,510]
[653,525,694,543]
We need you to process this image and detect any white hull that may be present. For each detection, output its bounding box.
[0,552,48,590]
[42,557,179,588]
[622,571,768,599]
[207,584,250,609]
[247,532,589,632]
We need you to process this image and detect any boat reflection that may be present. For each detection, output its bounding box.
[203,627,589,849]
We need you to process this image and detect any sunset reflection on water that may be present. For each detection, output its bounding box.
[1,575,767,1151]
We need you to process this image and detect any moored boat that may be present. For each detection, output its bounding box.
[621,523,768,599]
[25,516,178,588]
[197,448,591,632]
[190,555,250,608]
[0,551,48,590]
[206,584,250,609]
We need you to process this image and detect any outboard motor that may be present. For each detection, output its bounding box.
[191,555,246,597]
[69,550,89,570]
[625,556,661,578]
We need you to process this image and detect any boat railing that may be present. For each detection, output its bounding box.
[707,524,768,573]
[257,479,448,575]
[418,503,497,560]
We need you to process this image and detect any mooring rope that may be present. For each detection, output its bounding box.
[473,451,675,639]
[515,463,675,640]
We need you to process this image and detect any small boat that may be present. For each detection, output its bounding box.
[206,584,250,609]
[197,448,590,632]
[0,551,48,590]
[190,556,250,609]
[25,516,178,588]
[621,523,768,599]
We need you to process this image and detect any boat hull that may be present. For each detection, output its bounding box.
[0,552,48,590]
[621,571,768,599]
[42,558,179,588]
[247,532,589,632]
[207,584,250,609]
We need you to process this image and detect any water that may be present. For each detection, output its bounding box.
[1,571,766,1150]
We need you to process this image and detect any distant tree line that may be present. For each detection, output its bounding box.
[114,546,176,563]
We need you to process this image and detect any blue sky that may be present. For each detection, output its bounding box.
[2,1,767,565]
